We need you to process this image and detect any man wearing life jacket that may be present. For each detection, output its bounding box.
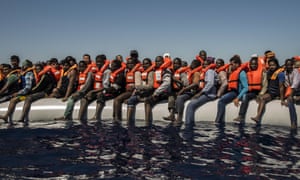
[54,61,93,128]
[112,57,141,124]
[251,58,285,124]
[77,54,111,124]
[91,60,126,123]
[167,59,202,126]
[83,53,98,73]
[283,58,300,129]
[185,59,219,127]
[215,58,229,98]
[163,57,189,122]
[38,58,62,83]
[144,56,171,126]
[49,59,78,102]
[195,50,207,65]
[126,58,155,126]
[0,59,36,127]
[18,63,56,127]
[10,55,21,70]
[0,64,20,101]
[215,55,248,125]
[233,56,267,123]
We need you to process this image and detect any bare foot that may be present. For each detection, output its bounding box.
[233,116,243,122]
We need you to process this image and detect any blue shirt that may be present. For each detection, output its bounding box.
[237,70,248,100]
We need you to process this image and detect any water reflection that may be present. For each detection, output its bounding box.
[0,120,299,179]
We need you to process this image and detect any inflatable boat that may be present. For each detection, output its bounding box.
[0,98,298,127]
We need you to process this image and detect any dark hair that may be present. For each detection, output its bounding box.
[143,58,152,64]
[60,59,70,66]
[268,57,280,67]
[35,63,44,69]
[112,59,121,68]
[173,57,182,64]
[96,54,107,61]
[130,50,139,58]
[78,60,87,66]
[230,55,242,65]
[191,59,201,67]
[216,58,225,65]
[83,54,91,59]
[49,58,59,64]
[10,55,20,63]
[2,63,12,69]
[264,50,272,55]
[199,50,207,56]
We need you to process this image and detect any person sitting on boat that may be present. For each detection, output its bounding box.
[18,63,56,127]
[49,59,78,101]
[144,56,172,126]
[91,59,126,123]
[0,59,37,127]
[77,54,110,125]
[233,55,267,124]
[163,57,189,122]
[38,58,62,84]
[0,64,20,103]
[185,59,219,127]
[195,50,207,65]
[112,57,141,124]
[215,55,248,125]
[126,58,155,126]
[251,57,285,124]
[215,58,229,98]
[82,53,98,73]
[10,55,21,70]
[284,58,300,129]
[163,59,202,126]
[54,60,93,128]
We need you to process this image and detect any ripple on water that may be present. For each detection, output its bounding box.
[0,119,299,179]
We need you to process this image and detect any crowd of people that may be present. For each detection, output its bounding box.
[0,50,299,129]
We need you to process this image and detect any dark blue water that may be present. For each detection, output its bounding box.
[0,120,299,179]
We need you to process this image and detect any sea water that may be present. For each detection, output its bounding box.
[0,119,299,179]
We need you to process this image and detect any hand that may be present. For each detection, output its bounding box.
[61,97,68,102]
[281,100,288,106]
[233,98,240,107]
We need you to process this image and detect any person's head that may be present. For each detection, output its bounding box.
[22,59,33,71]
[10,55,20,68]
[111,60,121,72]
[115,55,123,62]
[199,50,207,60]
[249,57,258,71]
[163,53,171,59]
[268,57,280,71]
[95,54,107,68]
[65,56,77,66]
[172,57,182,71]
[285,58,294,73]
[34,63,44,74]
[154,56,164,68]
[61,59,71,72]
[229,55,242,71]
[1,64,12,76]
[49,58,59,68]
[203,59,212,68]
[190,59,201,70]
[78,60,87,73]
[264,50,275,61]
[130,50,139,59]
[182,61,188,67]
[126,58,136,70]
[142,58,152,70]
[215,58,225,69]
[82,54,91,64]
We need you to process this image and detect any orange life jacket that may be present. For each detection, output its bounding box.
[141,63,155,81]
[195,55,205,64]
[293,56,300,61]
[228,67,243,91]
[84,62,98,73]
[160,57,172,69]
[215,64,230,73]
[39,65,61,82]
[126,63,141,89]
[110,67,125,84]
[270,68,284,80]
[172,67,188,90]
[199,64,216,89]
[93,60,110,90]
[187,66,202,84]
[61,64,78,77]
[247,63,263,92]
[78,71,88,90]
